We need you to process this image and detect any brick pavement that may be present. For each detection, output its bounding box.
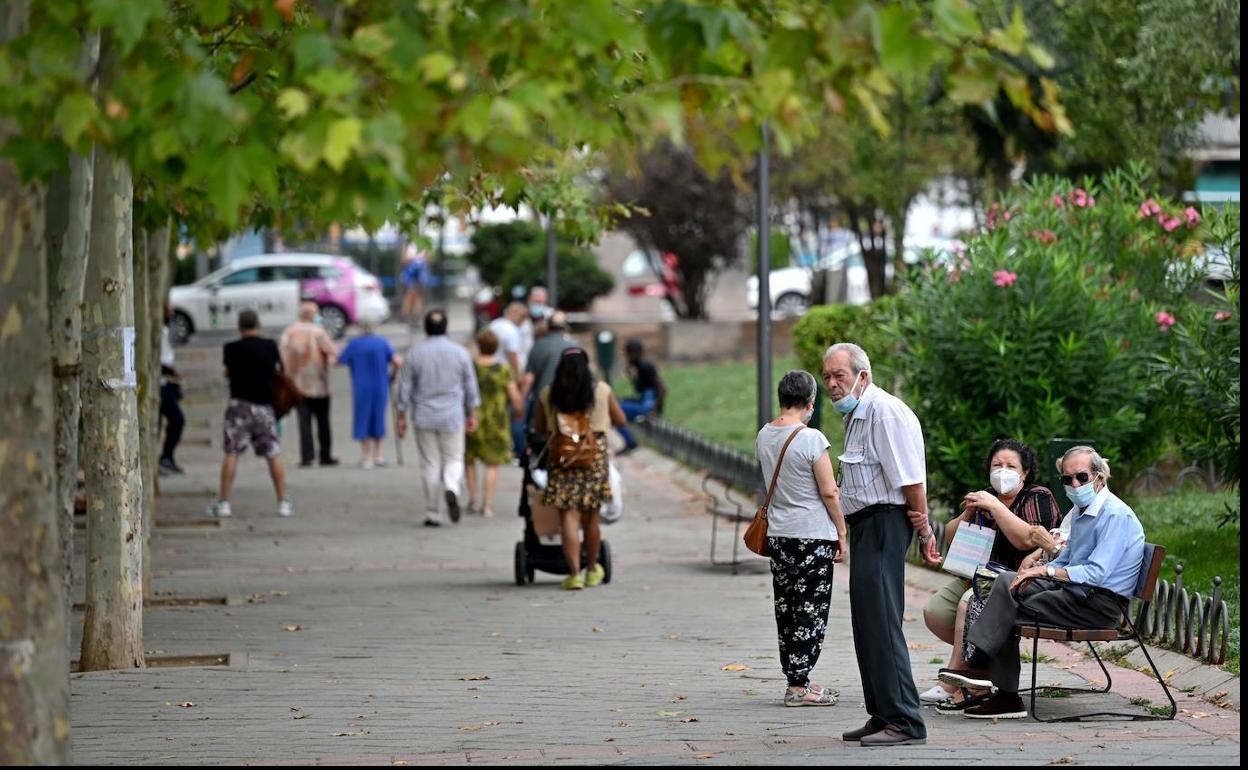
[68,333,1239,765]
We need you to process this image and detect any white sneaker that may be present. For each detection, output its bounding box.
[920,684,955,704]
[207,500,232,518]
[358,459,374,470]
[278,499,294,517]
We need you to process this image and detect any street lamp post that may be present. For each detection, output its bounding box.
[545,214,558,308]
[756,123,773,430]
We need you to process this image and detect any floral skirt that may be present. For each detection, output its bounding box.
[543,434,610,513]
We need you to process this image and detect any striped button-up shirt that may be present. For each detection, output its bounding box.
[397,336,480,431]
[836,383,927,516]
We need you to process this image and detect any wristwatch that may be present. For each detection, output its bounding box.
[1045,565,1056,579]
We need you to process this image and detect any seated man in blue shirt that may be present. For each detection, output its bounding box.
[939,445,1145,719]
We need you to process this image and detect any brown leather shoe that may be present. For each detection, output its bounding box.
[841,719,885,742]
[860,726,926,746]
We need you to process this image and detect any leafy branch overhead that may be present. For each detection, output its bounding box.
[4,0,1065,238]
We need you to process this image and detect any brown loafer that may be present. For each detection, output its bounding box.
[860,726,926,746]
[842,719,885,742]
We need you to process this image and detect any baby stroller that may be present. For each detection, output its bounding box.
[513,460,612,586]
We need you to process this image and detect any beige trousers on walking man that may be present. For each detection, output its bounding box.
[415,428,466,524]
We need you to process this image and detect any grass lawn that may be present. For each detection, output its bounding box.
[662,357,1241,674]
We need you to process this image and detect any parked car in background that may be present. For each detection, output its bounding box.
[168,254,388,344]
[746,237,963,314]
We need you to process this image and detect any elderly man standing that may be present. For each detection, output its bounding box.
[280,301,339,468]
[941,446,1144,719]
[823,342,940,747]
[396,309,480,527]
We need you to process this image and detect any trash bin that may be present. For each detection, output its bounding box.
[1045,438,1095,508]
[596,330,616,385]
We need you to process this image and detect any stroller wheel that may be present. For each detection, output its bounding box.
[600,540,612,584]
[514,542,528,586]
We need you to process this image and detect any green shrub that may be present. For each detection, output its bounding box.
[749,227,793,273]
[792,296,903,393]
[467,221,542,286]
[1149,205,1240,501]
[892,171,1208,506]
[500,238,614,311]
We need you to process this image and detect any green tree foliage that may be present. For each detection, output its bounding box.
[892,172,1215,506]
[467,220,544,287]
[964,0,1241,188]
[792,296,904,393]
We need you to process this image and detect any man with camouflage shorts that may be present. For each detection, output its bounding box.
[208,309,293,518]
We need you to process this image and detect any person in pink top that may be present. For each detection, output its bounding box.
[280,301,340,467]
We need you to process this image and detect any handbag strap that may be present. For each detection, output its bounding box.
[760,426,805,517]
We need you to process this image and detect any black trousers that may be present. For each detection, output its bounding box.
[848,504,926,739]
[159,382,184,462]
[966,572,1127,694]
[297,396,333,464]
[768,536,837,687]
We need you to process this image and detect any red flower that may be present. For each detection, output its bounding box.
[993,270,1018,288]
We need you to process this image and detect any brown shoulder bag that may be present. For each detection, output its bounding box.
[273,371,305,419]
[743,426,804,557]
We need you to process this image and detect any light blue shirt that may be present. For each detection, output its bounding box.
[397,335,480,431]
[1049,487,1145,597]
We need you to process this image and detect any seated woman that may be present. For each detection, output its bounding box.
[919,439,1061,710]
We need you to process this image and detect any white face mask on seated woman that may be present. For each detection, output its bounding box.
[990,468,1022,495]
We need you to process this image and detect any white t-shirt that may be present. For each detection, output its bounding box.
[488,317,524,369]
[755,424,836,541]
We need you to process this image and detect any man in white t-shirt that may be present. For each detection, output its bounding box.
[488,302,527,377]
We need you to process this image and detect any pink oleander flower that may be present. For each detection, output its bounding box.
[1002,210,1012,222]
[1161,216,1182,233]
[1155,311,1176,330]
[1215,310,1232,321]
[993,270,1018,288]
[1140,199,1162,219]
[1072,188,1092,208]
[1053,194,1066,208]
[1185,207,1201,227]
[947,269,962,284]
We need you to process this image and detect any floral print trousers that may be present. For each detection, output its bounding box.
[768,536,837,688]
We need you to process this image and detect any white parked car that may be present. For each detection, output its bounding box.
[746,238,963,314]
[168,254,389,344]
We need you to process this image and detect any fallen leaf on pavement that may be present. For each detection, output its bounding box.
[605,737,615,742]
[720,664,747,672]
[656,710,685,717]
[592,627,603,633]
[333,730,368,737]
[673,695,688,702]
[906,642,935,650]
[1050,756,1074,765]
[293,713,311,720]
[177,702,196,708]
[459,674,490,681]
[680,717,699,723]
[1182,710,1214,719]
[281,624,305,632]
[695,754,715,760]
[458,724,482,732]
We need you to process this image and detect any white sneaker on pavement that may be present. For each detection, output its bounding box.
[207,500,232,518]
[278,499,294,517]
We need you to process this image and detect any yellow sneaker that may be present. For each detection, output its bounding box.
[561,573,584,590]
[585,564,605,587]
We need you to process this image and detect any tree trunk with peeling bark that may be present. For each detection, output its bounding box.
[79,90,146,670]
[0,4,72,763]
[133,225,154,599]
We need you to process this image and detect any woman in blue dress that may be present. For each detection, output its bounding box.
[337,323,402,468]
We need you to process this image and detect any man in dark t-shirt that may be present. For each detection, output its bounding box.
[208,310,292,518]
[615,338,665,455]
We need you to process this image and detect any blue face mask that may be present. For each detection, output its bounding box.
[831,373,864,414]
[1064,483,1097,508]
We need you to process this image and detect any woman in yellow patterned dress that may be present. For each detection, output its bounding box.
[465,329,523,516]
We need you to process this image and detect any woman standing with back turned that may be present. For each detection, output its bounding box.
[756,370,849,706]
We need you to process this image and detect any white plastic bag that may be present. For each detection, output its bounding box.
[600,462,623,524]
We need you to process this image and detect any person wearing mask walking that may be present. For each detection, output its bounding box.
[822,342,940,747]
[208,310,292,518]
[280,301,339,468]
[396,309,480,527]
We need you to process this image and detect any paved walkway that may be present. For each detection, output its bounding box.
[69,330,1239,765]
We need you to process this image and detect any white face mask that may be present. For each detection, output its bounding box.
[990,468,1022,495]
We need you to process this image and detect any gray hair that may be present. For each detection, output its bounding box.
[777,370,818,409]
[1057,445,1112,481]
[823,342,873,380]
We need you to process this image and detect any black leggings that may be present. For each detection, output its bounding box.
[769,536,837,687]
[159,382,184,462]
